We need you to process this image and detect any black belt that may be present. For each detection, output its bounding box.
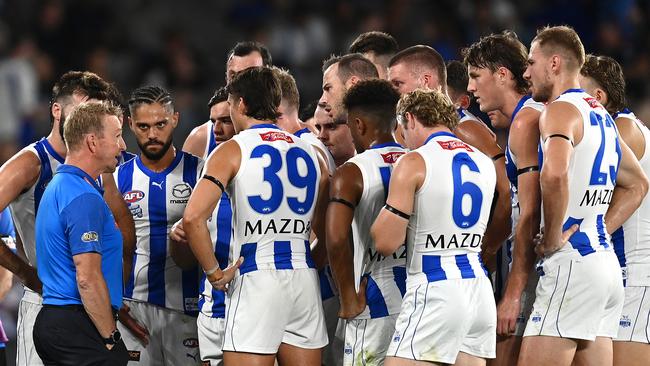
[43,304,119,320]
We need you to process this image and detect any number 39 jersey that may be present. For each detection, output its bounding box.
[228,124,321,275]
[407,131,496,287]
[552,89,620,259]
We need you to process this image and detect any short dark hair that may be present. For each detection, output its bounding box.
[349,31,399,56]
[299,100,318,122]
[51,70,121,106]
[272,67,300,110]
[533,25,585,70]
[462,31,529,95]
[207,87,228,108]
[128,86,174,116]
[389,45,447,91]
[343,78,400,132]
[322,53,379,83]
[227,41,272,66]
[227,66,281,122]
[446,60,469,100]
[580,54,626,114]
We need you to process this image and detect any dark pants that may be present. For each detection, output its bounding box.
[33,305,129,366]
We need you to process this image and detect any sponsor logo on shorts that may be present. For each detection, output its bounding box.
[531,311,542,323]
[183,338,200,348]
[128,350,141,361]
[81,231,98,242]
[392,332,401,342]
[620,315,632,328]
[123,190,145,203]
[259,131,294,143]
[344,346,353,355]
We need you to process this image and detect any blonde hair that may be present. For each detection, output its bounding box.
[396,89,459,130]
[64,101,122,151]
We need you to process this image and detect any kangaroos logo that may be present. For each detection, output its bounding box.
[381,151,404,164]
[437,140,474,152]
[123,190,145,203]
[259,131,294,143]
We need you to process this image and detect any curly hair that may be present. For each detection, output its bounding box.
[343,78,400,132]
[397,89,459,130]
[580,54,626,114]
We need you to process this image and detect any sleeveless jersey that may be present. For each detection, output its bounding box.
[198,135,234,318]
[550,89,620,259]
[295,127,337,173]
[115,152,203,316]
[9,138,64,267]
[611,109,650,286]
[407,131,496,287]
[347,142,407,318]
[203,121,217,159]
[228,124,320,276]
[458,108,480,124]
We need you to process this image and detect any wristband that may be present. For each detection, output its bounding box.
[204,265,220,276]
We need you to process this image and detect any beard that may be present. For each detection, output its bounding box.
[138,138,173,161]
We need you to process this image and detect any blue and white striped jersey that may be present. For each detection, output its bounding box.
[9,138,64,267]
[406,131,496,287]
[228,124,320,276]
[294,127,337,173]
[548,89,620,260]
[115,151,203,316]
[348,142,407,319]
[611,109,650,286]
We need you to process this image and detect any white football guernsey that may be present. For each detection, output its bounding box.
[347,142,407,319]
[115,151,204,315]
[407,131,496,287]
[611,108,650,286]
[295,127,337,173]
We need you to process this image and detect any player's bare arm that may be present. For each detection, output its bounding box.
[455,119,512,265]
[615,116,645,160]
[74,252,118,349]
[604,138,648,233]
[309,154,331,268]
[326,162,365,318]
[373,152,424,256]
[184,139,242,289]
[0,149,42,291]
[498,107,542,336]
[182,123,208,157]
[101,173,136,286]
[537,102,583,256]
[169,219,197,269]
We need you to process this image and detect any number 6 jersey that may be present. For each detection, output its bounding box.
[227,124,321,275]
[406,131,496,287]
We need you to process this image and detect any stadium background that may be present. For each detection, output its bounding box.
[0,0,647,363]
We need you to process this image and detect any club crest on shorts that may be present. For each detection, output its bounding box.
[619,315,632,328]
[392,331,401,342]
[531,311,542,323]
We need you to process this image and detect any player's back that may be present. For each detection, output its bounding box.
[612,109,650,285]
[229,124,321,274]
[348,142,407,318]
[554,89,620,259]
[10,138,64,267]
[407,131,496,285]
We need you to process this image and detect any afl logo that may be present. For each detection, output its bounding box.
[183,338,199,348]
[123,190,145,203]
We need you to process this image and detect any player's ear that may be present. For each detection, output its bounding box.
[52,102,62,125]
[460,94,471,110]
[594,88,608,106]
[550,54,561,73]
[346,75,360,89]
[355,117,366,135]
[497,66,509,84]
[172,111,180,128]
[237,97,247,116]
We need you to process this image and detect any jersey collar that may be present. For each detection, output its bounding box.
[510,95,531,124]
[57,164,103,194]
[424,131,457,145]
[249,123,280,130]
[369,142,402,150]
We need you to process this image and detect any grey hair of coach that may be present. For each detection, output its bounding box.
[63,101,123,152]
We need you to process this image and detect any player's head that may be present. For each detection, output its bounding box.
[579,54,626,115]
[348,31,399,80]
[463,31,529,112]
[64,101,125,173]
[396,89,459,150]
[314,102,355,166]
[226,41,272,83]
[446,60,471,109]
[127,86,178,161]
[227,66,281,132]
[343,79,400,153]
[388,45,447,95]
[207,86,235,144]
[320,53,379,125]
[524,25,585,102]
[272,67,301,127]
[50,70,122,142]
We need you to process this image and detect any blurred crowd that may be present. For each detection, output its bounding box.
[0,0,648,362]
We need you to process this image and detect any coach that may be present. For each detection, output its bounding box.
[33,102,128,365]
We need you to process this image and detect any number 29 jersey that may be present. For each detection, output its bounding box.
[406,131,496,287]
[551,89,620,260]
[228,124,321,275]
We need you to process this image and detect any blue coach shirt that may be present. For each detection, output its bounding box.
[36,164,123,309]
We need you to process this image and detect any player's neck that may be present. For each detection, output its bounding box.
[551,74,581,101]
[242,117,276,130]
[368,132,397,149]
[140,146,176,173]
[502,90,527,120]
[65,153,102,180]
[46,127,68,158]
[277,117,302,134]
